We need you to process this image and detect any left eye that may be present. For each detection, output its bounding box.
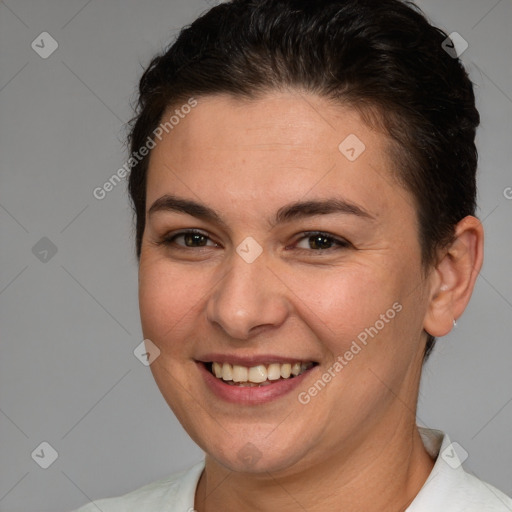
[293,232,350,251]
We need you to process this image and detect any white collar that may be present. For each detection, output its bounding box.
[407,427,511,510]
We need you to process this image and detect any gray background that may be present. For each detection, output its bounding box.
[0,0,511,511]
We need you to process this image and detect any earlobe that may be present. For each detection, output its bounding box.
[423,216,484,338]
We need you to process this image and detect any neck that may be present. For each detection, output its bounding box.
[194,419,435,512]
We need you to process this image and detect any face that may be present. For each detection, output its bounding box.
[138,92,432,475]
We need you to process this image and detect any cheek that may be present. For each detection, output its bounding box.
[138,257,206,352]
[277,263,396,349]
[289,262,421,385]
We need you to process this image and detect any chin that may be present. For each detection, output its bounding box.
[200,432,310,475]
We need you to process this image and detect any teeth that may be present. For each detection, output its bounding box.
[213,362,223,378]
[280,363,291,378]
[267,363,281,381]
[222,362,233,381]
[291,362,301,376]
[209,361,314,385]
[248,365,267,383]
[232,364,249,382]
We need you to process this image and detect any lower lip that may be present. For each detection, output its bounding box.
[197,362,317,405]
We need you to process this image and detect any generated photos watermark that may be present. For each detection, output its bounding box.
[298,301,403,404]
[93,97,198,200]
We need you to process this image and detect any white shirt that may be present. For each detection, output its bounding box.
[73,428,512,511]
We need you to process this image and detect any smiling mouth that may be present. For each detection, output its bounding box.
[205,361,318,387]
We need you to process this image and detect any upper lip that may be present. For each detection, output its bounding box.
[196,353,318,367]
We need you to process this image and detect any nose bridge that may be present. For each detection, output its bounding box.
[206,246,288,340]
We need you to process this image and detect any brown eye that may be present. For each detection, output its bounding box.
[294,232,350,252]
[161,230,218,248]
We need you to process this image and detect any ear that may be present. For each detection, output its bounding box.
[423,216,484,337]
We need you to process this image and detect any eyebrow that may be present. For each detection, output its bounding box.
[147,194,375,228]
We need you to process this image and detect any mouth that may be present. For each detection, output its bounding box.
[203,361,318,387]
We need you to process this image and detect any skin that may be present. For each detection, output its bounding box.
[138,91,484,511]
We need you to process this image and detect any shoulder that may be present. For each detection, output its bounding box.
[409,428,512,511]
[424,469,512,511]
[457,472,512,511]
[71,461,204,512]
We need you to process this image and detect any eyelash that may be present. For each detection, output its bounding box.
[157,229,351,253]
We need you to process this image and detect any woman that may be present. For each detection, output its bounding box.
[75,0,512,510]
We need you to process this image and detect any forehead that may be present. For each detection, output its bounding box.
[145,92,414,223]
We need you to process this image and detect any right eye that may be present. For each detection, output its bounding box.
[159,229,220,249]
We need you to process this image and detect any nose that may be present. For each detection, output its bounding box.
[206,249,290,340]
